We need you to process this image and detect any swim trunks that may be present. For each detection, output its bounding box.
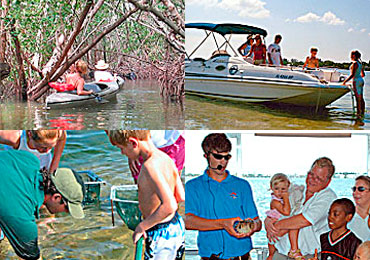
[144,212,185,260]
[353,77,364,96]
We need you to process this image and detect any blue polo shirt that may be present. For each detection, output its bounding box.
[185,170,259,259]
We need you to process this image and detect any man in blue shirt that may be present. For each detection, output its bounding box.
[185,133,262,260]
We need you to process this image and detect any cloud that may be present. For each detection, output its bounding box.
[219,0,270,18]
[187,0,270,19]
[293,11,345,25]
[348,28,354,32]
[360,28,366,33]
[320,11,345,25]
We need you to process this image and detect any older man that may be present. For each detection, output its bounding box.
[0,150,85,260]
[265,157,337,259]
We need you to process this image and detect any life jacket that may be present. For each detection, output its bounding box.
[48,82,75,92]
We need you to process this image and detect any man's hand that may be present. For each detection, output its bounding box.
[244,218,262,237]
[221,217,246,238]
[264,217,280,243]
[132,223,147,244]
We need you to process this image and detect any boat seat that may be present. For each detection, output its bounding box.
[210,50,231,59]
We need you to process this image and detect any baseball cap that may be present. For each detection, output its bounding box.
[51,168,85,219]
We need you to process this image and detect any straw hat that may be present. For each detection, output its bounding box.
[95,60,109,70]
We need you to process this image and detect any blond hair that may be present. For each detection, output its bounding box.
[27,130,66,142]
[107,130,150,146]
[311,157,335,179]
[355,241,370,259]
[270,173,290,189]
[76,60,87,74]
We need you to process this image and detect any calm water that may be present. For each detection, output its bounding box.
[185,71,370,130]
[0,81,184,130]
[0,131,185,259]
[185,176,355,260]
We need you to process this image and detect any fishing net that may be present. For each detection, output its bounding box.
[110,185,141,231]
[78,170,106,204]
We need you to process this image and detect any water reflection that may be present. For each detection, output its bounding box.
[0,81,185,130]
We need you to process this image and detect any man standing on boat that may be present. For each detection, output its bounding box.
[185,133,262,260]
[265,157,337,260]
[0,150,85,260]
[267,34,283,66]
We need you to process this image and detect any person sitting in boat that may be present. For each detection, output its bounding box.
[303,48,319,69]
[267,34,283,66]
[94,60,115,82]
[238,35,254,58]
[342,50,366,120]
[65,60,94,96]
[245,34,266,65]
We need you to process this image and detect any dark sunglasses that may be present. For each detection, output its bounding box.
[351,186,369,192]
[210,152,232,161]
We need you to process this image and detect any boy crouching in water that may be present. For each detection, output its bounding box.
[107,130,185,260]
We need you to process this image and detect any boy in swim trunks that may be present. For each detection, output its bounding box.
[303,48,319,69]
[107,130,185,260]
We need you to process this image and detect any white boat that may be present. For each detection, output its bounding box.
[185,23,350,108]
[46,81,121,109]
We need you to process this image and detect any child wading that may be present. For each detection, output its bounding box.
[107,130,185,260]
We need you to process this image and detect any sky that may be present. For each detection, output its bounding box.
[185,131,369,177]
[186,0,370,62]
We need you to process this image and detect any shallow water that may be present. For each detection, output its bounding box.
[185,71,370,130]
[0,80,184,130]
[184,176,355,260]
[0,131,185,260]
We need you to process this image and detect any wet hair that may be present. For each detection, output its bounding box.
[201,133,231,154]
[270,173,290,189]
[41,169,86,200]
[311,157,335,179]
[27,130,66,142]
[107,130,150,146]
[310,47,318,52]
[331,198,355,216]
[351,50,362,60]
[275,34,282,40]
[76,60,87,74]
[355,175,370,188]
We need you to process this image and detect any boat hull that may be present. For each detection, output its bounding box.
[46,81,120,109]
[185,74,350,108]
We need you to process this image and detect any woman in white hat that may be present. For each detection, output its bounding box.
[94,60,115,82]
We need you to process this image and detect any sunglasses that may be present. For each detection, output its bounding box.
[210,152,232,161]
[351,186,369,192]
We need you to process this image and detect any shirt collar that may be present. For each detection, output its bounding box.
[202,168,231,183]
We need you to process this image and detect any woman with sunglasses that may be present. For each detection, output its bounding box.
[348,175,370,241]
[0,130,66,173]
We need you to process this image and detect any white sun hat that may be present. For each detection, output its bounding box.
[95,60,109,70]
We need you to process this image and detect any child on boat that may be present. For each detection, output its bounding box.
[266,173,304,260]
[107,130,185,260]
[303,48,319,69]
[308,198,362,260]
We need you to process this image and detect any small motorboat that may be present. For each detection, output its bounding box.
[45,81,122,109]
[185,23,350,108]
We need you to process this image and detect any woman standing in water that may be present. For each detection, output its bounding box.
[342,50,366,120]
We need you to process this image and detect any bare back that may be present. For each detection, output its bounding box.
[137,148,179,222]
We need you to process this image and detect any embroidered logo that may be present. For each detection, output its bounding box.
[230,192,238,199]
